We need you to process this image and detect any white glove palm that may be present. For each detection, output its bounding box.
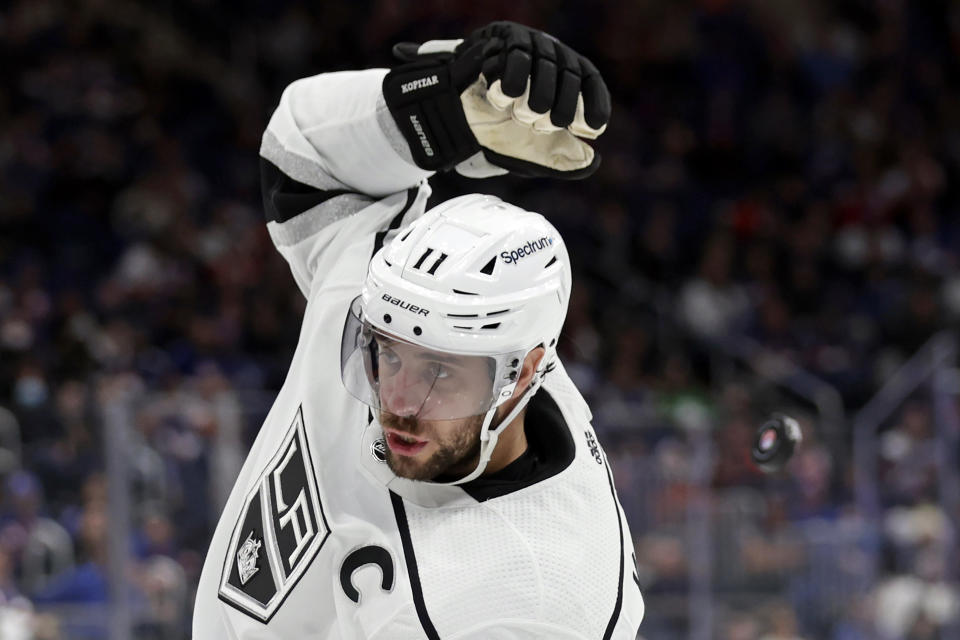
[457,74,605,178]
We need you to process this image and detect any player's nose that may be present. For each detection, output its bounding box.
[379,370,424,417]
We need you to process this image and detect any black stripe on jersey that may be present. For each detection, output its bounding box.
[390,491,441,640]
[601,455,626,640]
[260,157,354,223]
[372,187,418,258]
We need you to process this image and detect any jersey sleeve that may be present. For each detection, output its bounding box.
[260,69,434,296]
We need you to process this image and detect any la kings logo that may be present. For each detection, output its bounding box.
[219,406,330,622]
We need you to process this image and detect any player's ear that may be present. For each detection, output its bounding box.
[517,346,546,390]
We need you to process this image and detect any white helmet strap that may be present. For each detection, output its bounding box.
[431,364,547,486]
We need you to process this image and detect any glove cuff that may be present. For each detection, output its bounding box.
[383,59,480,171]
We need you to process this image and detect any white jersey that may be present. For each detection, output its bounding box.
[192,69,644,640]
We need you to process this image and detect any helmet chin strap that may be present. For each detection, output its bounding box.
[432,374,545,486]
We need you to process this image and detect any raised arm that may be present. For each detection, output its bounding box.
[261,69,432,202]
[260,22,610,296]
[260,69,433,296]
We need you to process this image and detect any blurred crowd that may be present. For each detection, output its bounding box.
[2,0,960,638]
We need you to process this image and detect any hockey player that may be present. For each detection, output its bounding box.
[193,21,644,639]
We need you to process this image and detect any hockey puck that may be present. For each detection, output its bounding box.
[751,414,802,472]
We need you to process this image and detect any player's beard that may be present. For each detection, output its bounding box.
[379,411,485,481]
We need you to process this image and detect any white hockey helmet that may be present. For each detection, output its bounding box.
[340,193,572,483]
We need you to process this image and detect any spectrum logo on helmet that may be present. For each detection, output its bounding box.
[500,236,554,265]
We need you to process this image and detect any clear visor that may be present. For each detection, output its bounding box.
[340,297,526,421]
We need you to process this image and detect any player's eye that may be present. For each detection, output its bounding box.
[424,362,451,381]
[378,347,401,374]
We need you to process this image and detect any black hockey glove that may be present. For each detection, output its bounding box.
[382,21,611,179]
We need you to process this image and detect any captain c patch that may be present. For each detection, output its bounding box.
[218,405,330,622]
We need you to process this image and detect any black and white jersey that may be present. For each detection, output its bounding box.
[192,69,644,640]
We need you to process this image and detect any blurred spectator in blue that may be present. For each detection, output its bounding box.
[33,503,108,605]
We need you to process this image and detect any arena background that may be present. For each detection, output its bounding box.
[2,0,960,638]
